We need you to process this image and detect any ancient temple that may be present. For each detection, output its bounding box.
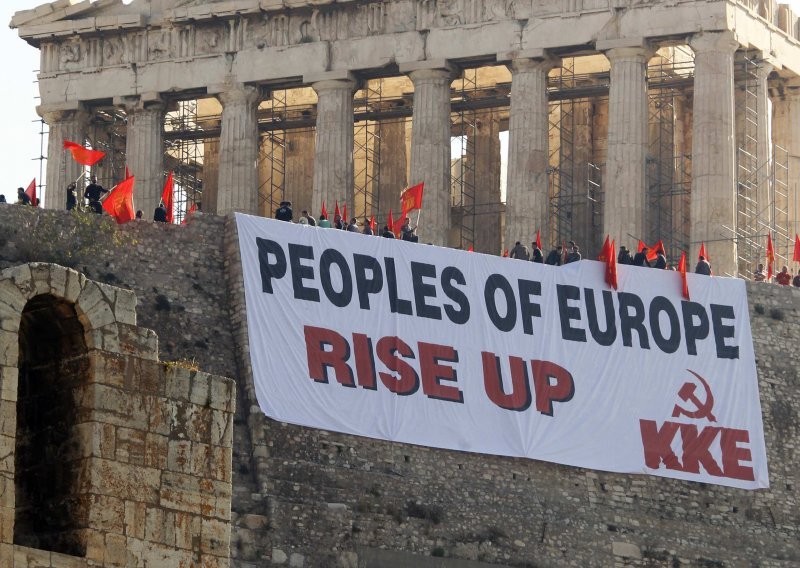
[11,0,800,275]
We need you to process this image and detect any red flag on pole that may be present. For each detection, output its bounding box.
[161,172,174,224]
[648,239,663,262]
[793,234,800,262]
[387,209,394,233]
[182,203,197,225]
[535,229,542,251]
[698,242,709,263]
[102,177,135,224]
[342,202,348,225]
[678,251,690,300]
[25,178,37,206]
[64,140,105,167]
[606,239,618,290]
[400,182,424,216]
[321,201,328,220]
[369,214,376,232]
[597,235,611,262]
[334,200,341,221]
[767,232,775,280]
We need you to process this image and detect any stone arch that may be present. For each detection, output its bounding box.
[0,263,140,553]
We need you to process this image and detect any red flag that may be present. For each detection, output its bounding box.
[387,209,394,233]
[64,140,105,167]
[321,201,328,220]
[606,240,618,290]
[401,182,424,215]
[637,238,661,262]
[182,203,197,225]
[102,176,135,224]
[597,235,611,262]
[698,242,709,263]
[767,232,775,280]
[25,178,37,206]
[793,234,800,262]
[125,165,132,180]
[343,202,348,225]
[395,214,408,237]
[678,251,690,300]
[334,200,341,220]
[535,229,542,251]
[161,172,174,224]
[369,214,376,231]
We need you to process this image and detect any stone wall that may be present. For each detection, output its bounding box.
[0,204,798,567]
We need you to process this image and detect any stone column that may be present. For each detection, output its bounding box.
[41,107,88,210]
[772,77,800,250]
[472,109,502,254]
[202,129,220,214]
[216,85,261,215]
[402,63,456,246]
[376,117,408,220]
[503,56,557,251]
[690,32,739,276]
[285,129,316,217]
[122,96,166,219]
[601,44,651,247]
[309,73,357,218]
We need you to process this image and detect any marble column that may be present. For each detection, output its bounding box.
[310,75,357,219]
[41,107,88,210]
[123,97,166,219]
[772,77,800,251]
[216,85,261,215]
[472,109,502,254]
[690,32,739,277]
[504,57,557,251]
[602,45,651,247]
[285,129,316,217]
[376,117,408,220]
[201,126,220,214]
[404,64,456,246]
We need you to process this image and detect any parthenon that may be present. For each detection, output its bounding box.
[11,0,800,277]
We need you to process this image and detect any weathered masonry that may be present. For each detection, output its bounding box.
[12,0,800,276]
[0,262,236,567]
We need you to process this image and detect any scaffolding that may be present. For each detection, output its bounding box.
[772,144,792,266]
[258,89,288,218]
[164,100,205,223]
[646,46,694,262]
[549,58,577,249]
[88,108,128,190]
[353,80,383,220]
[451,69,479,250]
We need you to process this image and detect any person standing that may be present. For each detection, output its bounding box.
[154,202,168,223]
[565,245,582,264]
[275,201,293,222]
[17,187,31,206]
[753,263,767,282]
[509,241,530,260]
[381,225,395,239]
[318,214,331,228]
[545,244,563,266]
[84,176,107,214]
[362,217,374,235]
[531,242,544,263]
[653,247,667,269]
[66,183,78,210]
[632,246,650,267]
[300,209,316,226]
[695,255,712,276]
[775,266,792,286]
[617,246,633,265]
[347,217,359,232]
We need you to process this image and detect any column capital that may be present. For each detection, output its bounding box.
[211,84,262,107]
[399,59,458,81]
[37,102,88,124]
[115,93,167,113]
[505,55,561,75]
[602,45,654,63]
[689,31,740,55]
[305,70,360,92]
[772,75,800,100]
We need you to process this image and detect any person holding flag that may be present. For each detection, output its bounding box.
[84,176,108,214]
[363,215,375,235]
[102,176,136,224]
[16,187,31,206]
[23,179,37,207]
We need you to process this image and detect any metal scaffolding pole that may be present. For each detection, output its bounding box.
[452,68,479,250]
[258,89,288,218]
[353,79,383,220]
[164,100,205,223]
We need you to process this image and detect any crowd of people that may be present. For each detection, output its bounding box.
[275,201,420,242]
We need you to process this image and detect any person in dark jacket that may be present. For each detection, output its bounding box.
[632,247,650,267]
[66,183,78,210]
[565,245,582,264]
[83,176,107,212]
[545,245,563,266]
[531,243,544,263]
[154,202,168,222]
[362,217,374,235]
[275,201,293,222]
[695,255,712,276]
[381,225,395,238]
[653,248,667,269]
[17,187,31,205]
[617,246,633,265]
[347,217,359,232]
[301,209,316,226]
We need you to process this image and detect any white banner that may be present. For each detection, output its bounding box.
[237,214,768,489]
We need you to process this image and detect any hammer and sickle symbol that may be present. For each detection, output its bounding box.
[671,370,717,422]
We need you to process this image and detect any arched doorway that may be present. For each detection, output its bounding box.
[14,294,89,556]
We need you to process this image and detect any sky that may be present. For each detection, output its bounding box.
[1,0,799,204]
